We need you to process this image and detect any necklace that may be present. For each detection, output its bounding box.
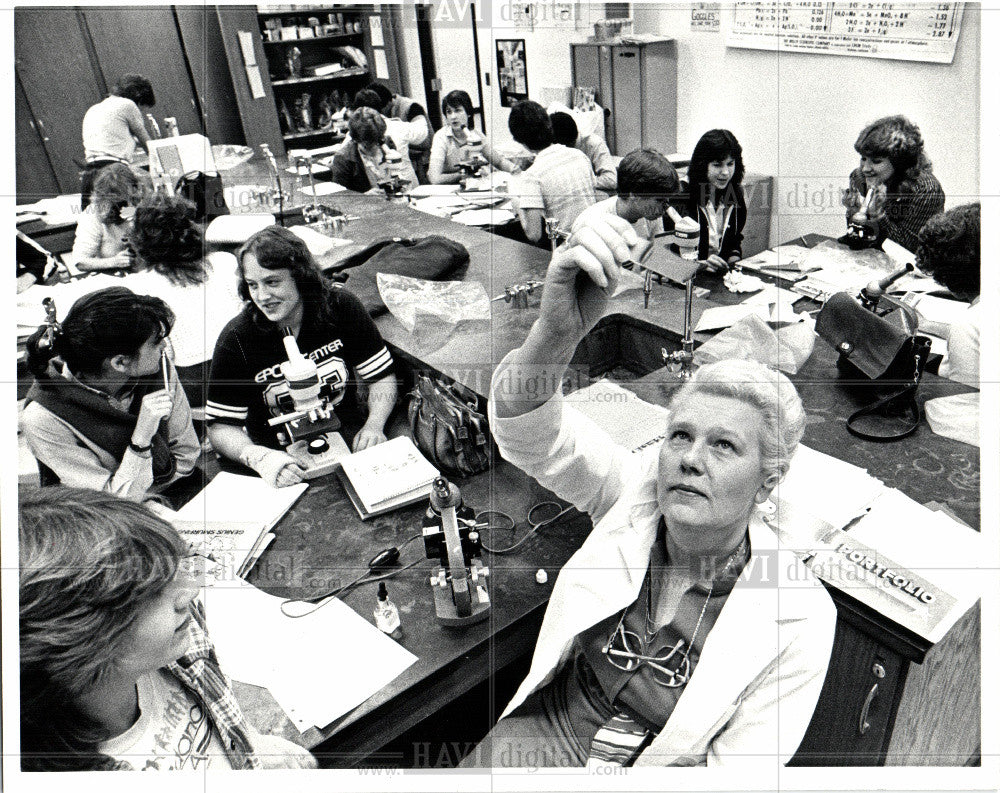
[602,533,749,688]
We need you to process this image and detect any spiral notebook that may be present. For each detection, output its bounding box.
[337,436,439,519]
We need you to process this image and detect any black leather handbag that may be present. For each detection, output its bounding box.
[408,374,492,478]
[175,171,229,224]
[816,291,931,441]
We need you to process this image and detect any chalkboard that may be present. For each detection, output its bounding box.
[725,2,964,64]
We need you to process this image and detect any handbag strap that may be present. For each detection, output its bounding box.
[846,383,920,441]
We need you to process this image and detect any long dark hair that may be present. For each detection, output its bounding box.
[25,287,174,378]
[19,487,189,770]
[686,129,745,212]
[854,115,933,194]
[129,193,208,287]
[236,225,334,328]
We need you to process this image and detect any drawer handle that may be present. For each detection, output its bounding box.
[858,662,886,736]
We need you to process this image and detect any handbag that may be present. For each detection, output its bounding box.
[175,171,229,224]
[815,291,931,441]
[408,374,492,477]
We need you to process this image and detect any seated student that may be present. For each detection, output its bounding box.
[667,129,747,272]
[18,486,317,771]
[844,115,945,253]
[206,226,397,487]
[573,149,679,240]
[123,193,244,408]
[913,202,980,386]
[428,89,516,185]
[330,107,419,193]
[550,111,617,194]
[352,88,429,176]
[464,213,835,768]
[508,100,597,243]
[22,287,199,502]
[70,162,152,272]
[81,73,154,209]
[363,80,433,184]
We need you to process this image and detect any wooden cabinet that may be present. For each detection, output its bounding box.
[571,39,677,157]
[14,8,105,197]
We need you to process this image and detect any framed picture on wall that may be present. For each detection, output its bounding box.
[496,39,528,107]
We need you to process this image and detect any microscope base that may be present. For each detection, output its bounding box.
[286,432,351,480]
[429,565,491,627]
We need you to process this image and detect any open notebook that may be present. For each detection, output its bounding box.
[337,436,439,519]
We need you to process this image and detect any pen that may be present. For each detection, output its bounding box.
[799,235,809,247]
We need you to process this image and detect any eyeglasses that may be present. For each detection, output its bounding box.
[601,620,692,688]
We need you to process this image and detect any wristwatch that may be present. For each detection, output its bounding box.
[128,440,153,455]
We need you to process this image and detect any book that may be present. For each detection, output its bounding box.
[171,472,308,577]
[337,436,439,519]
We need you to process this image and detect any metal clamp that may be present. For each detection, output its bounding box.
[858,662,886,735]
[492,280,543,309]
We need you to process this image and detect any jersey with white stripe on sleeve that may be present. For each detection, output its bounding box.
[206,285,394,448]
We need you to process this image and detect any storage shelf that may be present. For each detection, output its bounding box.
[263,32,362,46]
[271,66,368,86]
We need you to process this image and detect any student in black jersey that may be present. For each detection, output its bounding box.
[206,226,397,487]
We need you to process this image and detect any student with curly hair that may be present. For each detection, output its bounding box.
[844,115,945,253]
[21,287,199,501]
[123,194,244,407]
[70,162,152,272]
[914,202,980,386]
[330,106,419,192]
[207,226,397,487]
[18,486,316,770]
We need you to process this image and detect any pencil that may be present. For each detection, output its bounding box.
[161,350,170,395]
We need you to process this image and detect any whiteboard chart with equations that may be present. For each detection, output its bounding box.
[725,2,965,64]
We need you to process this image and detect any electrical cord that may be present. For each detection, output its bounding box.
[475,501,577,554]
[280,533,423,618]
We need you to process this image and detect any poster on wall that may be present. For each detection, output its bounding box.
[725,1,963,64]
[496,39,528,108]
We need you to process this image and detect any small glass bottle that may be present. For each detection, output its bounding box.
[374,583,403,639]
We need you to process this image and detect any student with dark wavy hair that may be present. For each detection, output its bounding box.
[844,115,945,253]
[207,226,397,486]
[70,162,152,272]
[18,486,317,770]
[21,287,199,501]
[81,74,155,209]
[670,129,747,271]
[914,202,980,386]
[124,193,243,407]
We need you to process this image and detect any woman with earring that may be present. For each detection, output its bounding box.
[18,487,317,770]
[70,162,152,272]
[21,287,199,501]
[463,213,836,768]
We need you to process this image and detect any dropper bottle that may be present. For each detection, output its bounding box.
[374,582,403,640]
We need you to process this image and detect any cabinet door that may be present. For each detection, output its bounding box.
[611,45,642,155]
[15,74,60,202]
[789,618,909,765]
[175,7,246,146]
[741,175,773,257]
[15,7,104,193]
[81,7,203,137]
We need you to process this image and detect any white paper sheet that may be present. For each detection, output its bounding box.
[298,181,347,196]
[202,574,417,730]
[451,208,515,226]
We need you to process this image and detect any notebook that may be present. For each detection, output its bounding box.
[337,436,439,519]
[172,472,308,577]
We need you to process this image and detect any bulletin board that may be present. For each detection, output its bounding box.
[725,2,964,64]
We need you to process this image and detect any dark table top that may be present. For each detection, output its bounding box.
[206,170,979,761]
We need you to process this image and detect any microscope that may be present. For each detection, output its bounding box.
[266,329,348,478]
[423,477,491,626]
[842,186,886,250]
[858,262,915,313]
[291,150,346,231]
[376,149,410,199]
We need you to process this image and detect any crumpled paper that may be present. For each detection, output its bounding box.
[377,273,489,332]
[694,312,816,374]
